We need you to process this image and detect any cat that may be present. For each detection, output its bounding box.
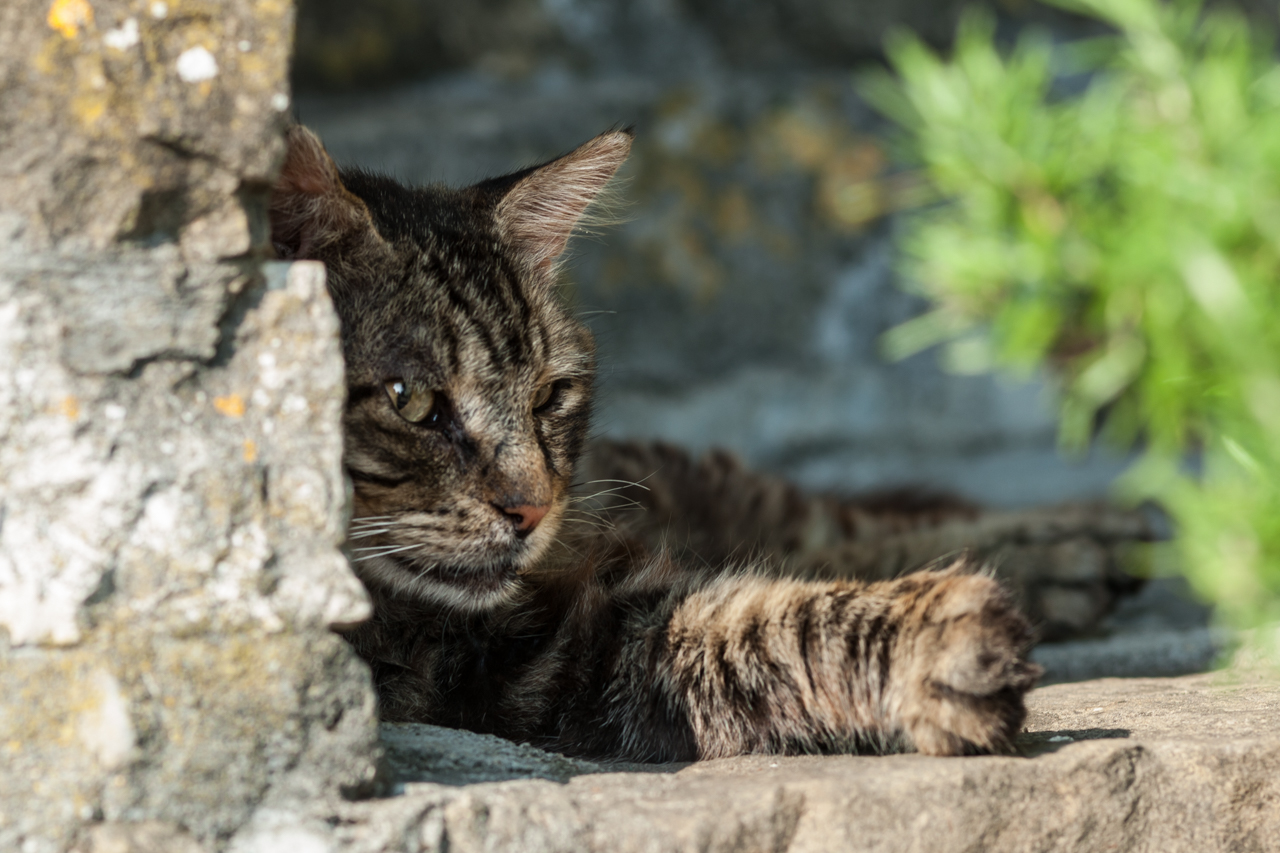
[576,441,1154,643]
[269,124,1043,761]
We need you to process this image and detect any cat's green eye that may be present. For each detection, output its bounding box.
[384,379,438,424]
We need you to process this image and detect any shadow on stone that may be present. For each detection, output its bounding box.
[1017,728,1131,757]
[379,723,686,787]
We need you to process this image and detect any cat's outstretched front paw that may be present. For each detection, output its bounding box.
[892,567,1043,756]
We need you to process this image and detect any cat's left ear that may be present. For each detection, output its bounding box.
[270,125,376,260]
[484,129,633,275]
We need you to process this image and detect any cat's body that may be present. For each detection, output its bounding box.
[271,126,1042,761]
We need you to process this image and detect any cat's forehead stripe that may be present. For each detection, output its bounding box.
[434,311,462,375]
[478,256,543,367]
[428,258,570,382]
[440,276,505,370]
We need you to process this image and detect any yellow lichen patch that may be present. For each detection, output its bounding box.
[33,38,64,75]
[236,51,269,80]
[60,395,80,421]
[242,439,257,463]
[213,394,245,417]
[48,0,93,39]
[72,91,108,126]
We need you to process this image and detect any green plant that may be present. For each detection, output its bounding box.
[863,0,1280,630]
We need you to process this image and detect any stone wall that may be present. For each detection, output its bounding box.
[0,2,378,850]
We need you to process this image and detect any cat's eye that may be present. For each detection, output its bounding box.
[384,379,439,425]
[532,380,568,413]
[532,382,554,411]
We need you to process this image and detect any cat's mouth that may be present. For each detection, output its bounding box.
[346,498,565,607]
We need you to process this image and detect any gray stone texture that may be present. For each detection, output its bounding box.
[323,671,1280,853]
[0,2,377,851]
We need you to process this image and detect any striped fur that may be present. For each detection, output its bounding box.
[578,440,1153,641]
[270,126,1042,761]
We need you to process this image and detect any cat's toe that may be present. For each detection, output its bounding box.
[897,570,1042,755]
[929,576,1041,695]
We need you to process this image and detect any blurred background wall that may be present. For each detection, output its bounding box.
[290,0,1134,508]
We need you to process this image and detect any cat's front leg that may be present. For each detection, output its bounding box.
[662,560,1042,758]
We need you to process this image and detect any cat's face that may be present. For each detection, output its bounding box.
[270,127,630,610]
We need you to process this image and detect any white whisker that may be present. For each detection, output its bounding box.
[352,542,425,562]
[351,542,414,552]
[561,508,620,531]
[564,504,615,520]
[571,485,639,500]
[348,529,394,540]
[409,561,439,584]
[563,515,613,531]
[577,476,653,491]
[570,493,644,511]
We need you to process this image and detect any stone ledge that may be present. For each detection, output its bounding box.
[330,672,1280,853]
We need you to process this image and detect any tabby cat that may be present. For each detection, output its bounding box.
[270,125,1042,761]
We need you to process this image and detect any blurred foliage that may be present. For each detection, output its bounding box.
[864,0,1280,630]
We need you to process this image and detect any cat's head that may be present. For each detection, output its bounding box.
[270,125,631,610]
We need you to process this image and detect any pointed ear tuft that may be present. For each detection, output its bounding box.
[491,129,633,274]
[270,125,373,260]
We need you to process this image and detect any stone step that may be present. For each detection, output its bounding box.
[330,671,1280,853]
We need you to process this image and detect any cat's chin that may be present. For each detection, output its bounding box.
[361,553,523,611]
[434,559,527,607]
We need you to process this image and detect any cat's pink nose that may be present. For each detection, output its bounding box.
[500,503,550,535]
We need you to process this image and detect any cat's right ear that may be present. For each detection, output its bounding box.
[482,129,633,277]
[270,125,373,260]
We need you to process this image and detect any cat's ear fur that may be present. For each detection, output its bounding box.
[484,129,633,275]
[270,125,375,260]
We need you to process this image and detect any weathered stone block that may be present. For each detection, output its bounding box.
[329,672,1280,853]
[0,2,378,851]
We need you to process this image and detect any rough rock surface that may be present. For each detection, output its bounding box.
[334,671,1280,853]
[0,2,378,851]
